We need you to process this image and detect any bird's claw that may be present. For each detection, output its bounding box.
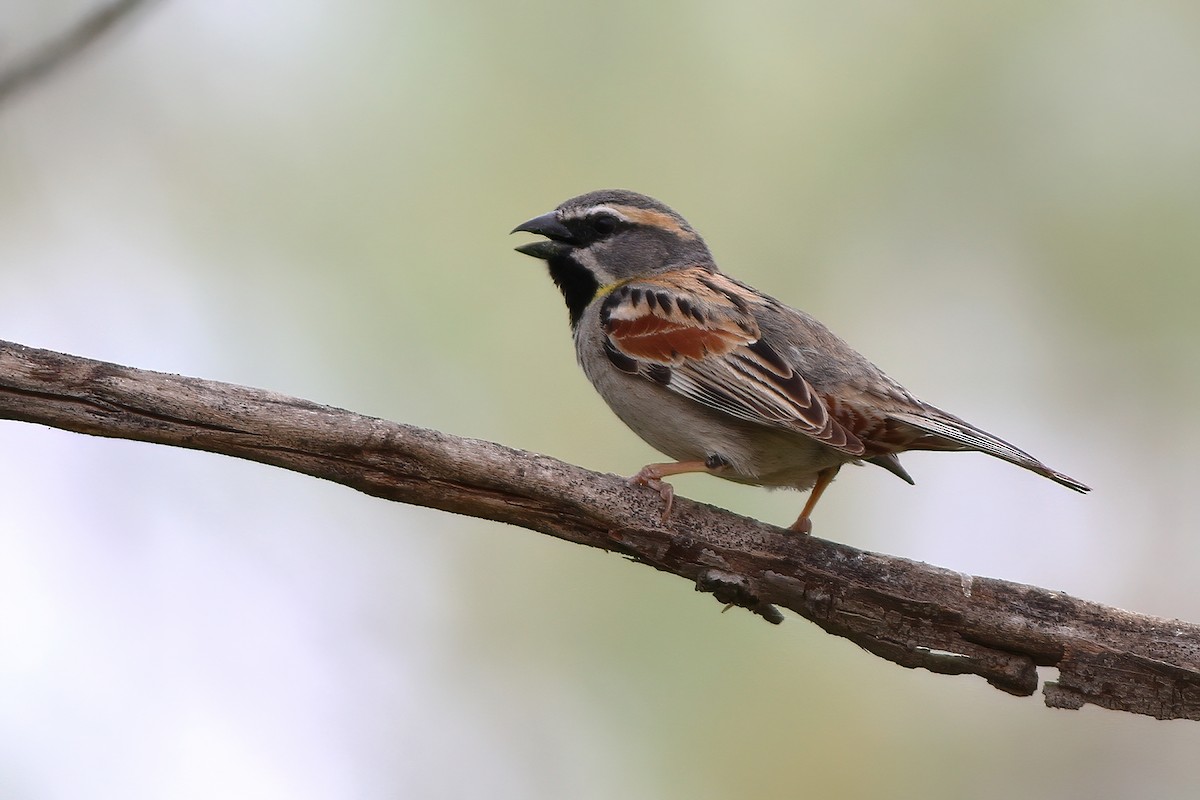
[789,516,814,535]
[628,467,675,524]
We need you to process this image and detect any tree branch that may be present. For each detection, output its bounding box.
[1,339,1197,720]
[0,0,156,109]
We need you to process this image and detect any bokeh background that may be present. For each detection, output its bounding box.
[2,1,1199,797]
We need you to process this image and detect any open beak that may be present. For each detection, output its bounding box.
[511,211,574,259]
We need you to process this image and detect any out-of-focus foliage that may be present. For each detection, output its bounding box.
[2,1,1198,798]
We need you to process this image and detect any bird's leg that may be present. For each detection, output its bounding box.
[628,459,716,524]
[790,466,841,534]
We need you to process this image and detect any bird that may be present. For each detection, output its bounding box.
[511,189,1089,533]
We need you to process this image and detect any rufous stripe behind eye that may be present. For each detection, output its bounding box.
[604,205,699,240]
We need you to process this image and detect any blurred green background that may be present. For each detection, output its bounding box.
[2,1,1199,797]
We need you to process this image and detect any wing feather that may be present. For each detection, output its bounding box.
[600,269,865,456]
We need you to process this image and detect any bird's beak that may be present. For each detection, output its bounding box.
[511,211,573,259]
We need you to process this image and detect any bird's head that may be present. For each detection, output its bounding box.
[512,190,714,327]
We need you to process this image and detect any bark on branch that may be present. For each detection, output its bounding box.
[1,339,1197,720]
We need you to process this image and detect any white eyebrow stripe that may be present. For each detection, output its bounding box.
[561,204,629,222]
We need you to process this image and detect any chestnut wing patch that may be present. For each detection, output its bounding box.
[601,279,756,363]
[600,270,864,455]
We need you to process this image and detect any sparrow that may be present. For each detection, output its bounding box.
[512,189,1089,533]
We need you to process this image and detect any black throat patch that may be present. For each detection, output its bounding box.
[546,256,600,330]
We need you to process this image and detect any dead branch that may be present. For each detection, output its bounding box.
[0,0,156,109]
[1,338,1197,720]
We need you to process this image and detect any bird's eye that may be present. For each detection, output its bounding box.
[590,214,618,236]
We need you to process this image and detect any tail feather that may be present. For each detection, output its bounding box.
[889,411,1091,494]
[866,452,916,485]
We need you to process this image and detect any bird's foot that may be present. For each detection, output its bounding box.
[786,466,840,535]
[788,516,813,535]
[628,466,676,524]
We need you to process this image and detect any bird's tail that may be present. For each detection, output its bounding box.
[889,410,1091,493]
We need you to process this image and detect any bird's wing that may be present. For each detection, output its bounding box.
[598,268,865,456]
